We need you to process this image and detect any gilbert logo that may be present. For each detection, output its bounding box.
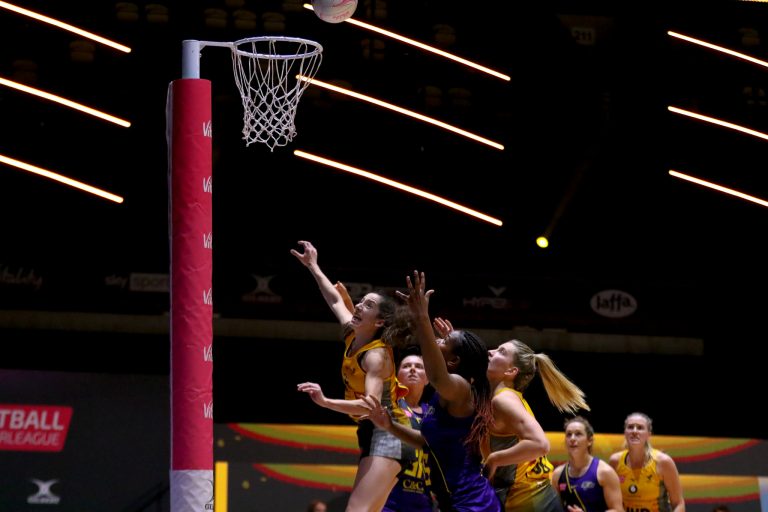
[203,344,213,362]
[203,176,212,193]
[203,232,212,249]
[28,479,61,505]
[202,120,212,138]
[203,401,213,419]
[203,288,213,305]
[241,274,282,304]
[590,289,637,318]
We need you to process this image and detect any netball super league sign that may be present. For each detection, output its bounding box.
[0,404,73,452]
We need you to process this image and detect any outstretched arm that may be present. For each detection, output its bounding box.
[291,240,353,325]
[296,347,392,418]
[297,382,370,416]
[397,271,468,403]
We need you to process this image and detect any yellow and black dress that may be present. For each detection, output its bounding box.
[489,387,561,512]
[341,333,410,459]
[614,448,672,512]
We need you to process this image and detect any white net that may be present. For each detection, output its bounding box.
[231,36,323,151]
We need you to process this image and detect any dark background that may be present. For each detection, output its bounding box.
[2,1,768,439]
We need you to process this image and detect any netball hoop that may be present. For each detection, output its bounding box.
[168,35,321,512]
[182,36,323,150]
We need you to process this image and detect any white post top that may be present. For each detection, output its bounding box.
[181,40,201,79]
[181,39,234,79]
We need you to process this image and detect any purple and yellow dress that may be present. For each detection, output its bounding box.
[420,393,501,512]
[383,399,436,512]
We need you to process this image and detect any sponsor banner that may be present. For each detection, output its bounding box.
[0,404,72,452]
[0,371,168,510]
[104,274,129,289]
[0,263,43,290]
[129,272,170,293]
[590,289,638,318]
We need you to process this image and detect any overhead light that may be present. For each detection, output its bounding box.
[302,3,509,81]
[0,1,131,53]
[668,106,768,142]
[669,170,768,209]
[0,76,131,127]
[667,31,768,69]
[294,150,503,226]
[298,76,503,150]
[0,152,124,203]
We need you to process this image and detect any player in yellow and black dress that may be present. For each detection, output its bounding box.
[483,339,590,512]
[383,348,438,512]
[609,412,685,512]
[293,241,413,512]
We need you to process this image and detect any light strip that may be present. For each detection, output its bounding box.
[0,152,124,203]
[302,3,509,81]
[0,76,131,127]
[0,1,131,53]
[294,150,503,226]
[668,106,768,142]
[668,31,768,68]
[299,76,504,150]
[669,170,768,208]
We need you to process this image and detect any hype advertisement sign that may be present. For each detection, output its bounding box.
[0,404,73,452]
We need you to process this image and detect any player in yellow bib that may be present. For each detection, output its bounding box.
[609,412,685,512]
[482,338,590,512]
[293,241,412,512]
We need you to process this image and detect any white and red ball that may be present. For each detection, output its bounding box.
[311,0,357,24]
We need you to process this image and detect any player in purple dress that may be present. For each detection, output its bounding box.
[364,271,500,512]
[552,416,623,512]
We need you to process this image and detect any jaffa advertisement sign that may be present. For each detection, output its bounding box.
[590,289,637,318]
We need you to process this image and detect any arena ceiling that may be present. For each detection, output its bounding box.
[1,0,767,340]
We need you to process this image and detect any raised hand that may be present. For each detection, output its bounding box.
[290,240,317,268]
[395,270,434,319]
[433,316,454,340]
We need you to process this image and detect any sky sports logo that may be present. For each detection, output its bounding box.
[0,404,73,452]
